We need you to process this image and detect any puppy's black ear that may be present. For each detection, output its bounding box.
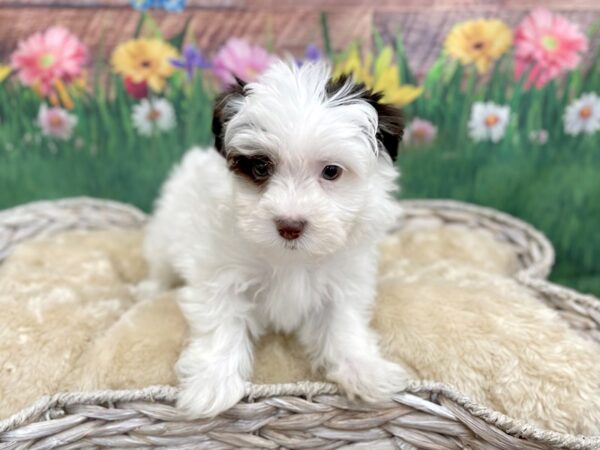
[212,79,246,157]
[326,75,404,161]
[362,91,404,161]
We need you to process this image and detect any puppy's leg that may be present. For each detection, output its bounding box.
[176,285,254,418]
[139,223,180,298]
[299,300,410,403]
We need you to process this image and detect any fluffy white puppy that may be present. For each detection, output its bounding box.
[144,60,410,418]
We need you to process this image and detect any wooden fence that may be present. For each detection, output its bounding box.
[1,0,598,74]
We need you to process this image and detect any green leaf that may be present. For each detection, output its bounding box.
[320,12,333,60]
[423,56,445,88]
[133,12,147,38]
[373,28,385,53]
[395,31,415,85]
[169,15,193,50]
[144,13,163,39]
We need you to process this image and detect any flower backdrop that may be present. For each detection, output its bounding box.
[0,7,599,294]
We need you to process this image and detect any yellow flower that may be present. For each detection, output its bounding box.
[333,46,422,106]
[111,38,178,92]
[445,19,512,74]
[0,64,11,82]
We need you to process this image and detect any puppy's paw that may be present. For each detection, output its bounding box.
[177,371,246,419]
[328,358,410,403]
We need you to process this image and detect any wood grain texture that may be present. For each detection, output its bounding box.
[375,9,600,76]
[3,0,600,9]
[0,0,241,8]
[0,0,598,72]
[0,7,373,60]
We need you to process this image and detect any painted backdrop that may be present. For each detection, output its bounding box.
[0,0,599,294]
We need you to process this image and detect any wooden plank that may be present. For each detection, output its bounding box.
[375,9,600,77]
[0,0,242,8]
[0,7,372,60]
[2,0,600,11]
[250,0,600,11]
[1,1,597,74]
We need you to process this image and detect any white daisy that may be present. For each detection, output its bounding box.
[132,98,176,136]
[468,101,510,143]
[564,93,600,136]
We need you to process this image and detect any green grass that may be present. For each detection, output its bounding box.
[0,73,213,211]
[398,140,600,294]
[395,35,600,295]
[1,17,599,296]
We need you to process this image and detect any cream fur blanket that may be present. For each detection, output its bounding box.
[1,224,600,436]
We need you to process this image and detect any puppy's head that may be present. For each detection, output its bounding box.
[212,60,402,257]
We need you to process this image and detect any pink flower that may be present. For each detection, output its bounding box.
[212,38,273,87]
[514,9,588,89]
[37,104,77,140]
[405,118,438,145]
[11,26,87,95]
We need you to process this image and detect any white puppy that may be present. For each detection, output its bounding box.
[144,60,410,418]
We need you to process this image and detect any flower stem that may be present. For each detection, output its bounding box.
[320,12,333,60]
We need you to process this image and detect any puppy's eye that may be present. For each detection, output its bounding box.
[252,161,271,180]
[228,153,274,186]
[321,165,343,181]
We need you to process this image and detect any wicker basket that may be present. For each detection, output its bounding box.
[0,197,599,450]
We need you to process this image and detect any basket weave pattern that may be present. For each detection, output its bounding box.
[0,197,599,450]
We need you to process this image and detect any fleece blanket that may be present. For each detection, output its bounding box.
[1,223,600,435]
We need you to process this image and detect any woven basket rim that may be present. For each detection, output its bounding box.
[2,380,599,447]
[399,198,556,278]
[0,196,147,222]
[0,196,555,277]
[0,196,597,450]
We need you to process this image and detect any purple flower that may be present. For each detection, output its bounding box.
[170,44,210,81]
[296,44,323,66]
[304,44,322,62]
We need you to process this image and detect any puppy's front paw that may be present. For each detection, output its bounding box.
[176,370,246,419]
[328,358,410,403]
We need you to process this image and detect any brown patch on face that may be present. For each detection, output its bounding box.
[227,152,275,187]
[326,75,404,161]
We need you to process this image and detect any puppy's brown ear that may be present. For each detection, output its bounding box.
[362,89,404,161]
[362,91,404,161]
[326,75,404,161]
[212,78,246,157]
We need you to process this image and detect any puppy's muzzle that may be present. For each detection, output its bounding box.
[275,218,307,241]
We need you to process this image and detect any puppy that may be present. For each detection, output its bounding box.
[143,60,410,418]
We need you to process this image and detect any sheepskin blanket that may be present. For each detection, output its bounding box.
[1,223,600,436]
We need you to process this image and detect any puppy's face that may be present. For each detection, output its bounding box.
[212,61,403,258]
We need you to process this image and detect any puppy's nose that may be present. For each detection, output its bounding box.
[275,218,307,241]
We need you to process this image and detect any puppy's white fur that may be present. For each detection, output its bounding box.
[144,60,409,417]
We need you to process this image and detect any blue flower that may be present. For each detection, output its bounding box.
[129,0,185,12]
[162,0,186,12]
[170,44,211,81]
[129,0,154,11]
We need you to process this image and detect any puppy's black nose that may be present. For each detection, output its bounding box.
[275,218,307,241]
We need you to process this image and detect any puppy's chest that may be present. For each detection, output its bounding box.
[250,267,328,333]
